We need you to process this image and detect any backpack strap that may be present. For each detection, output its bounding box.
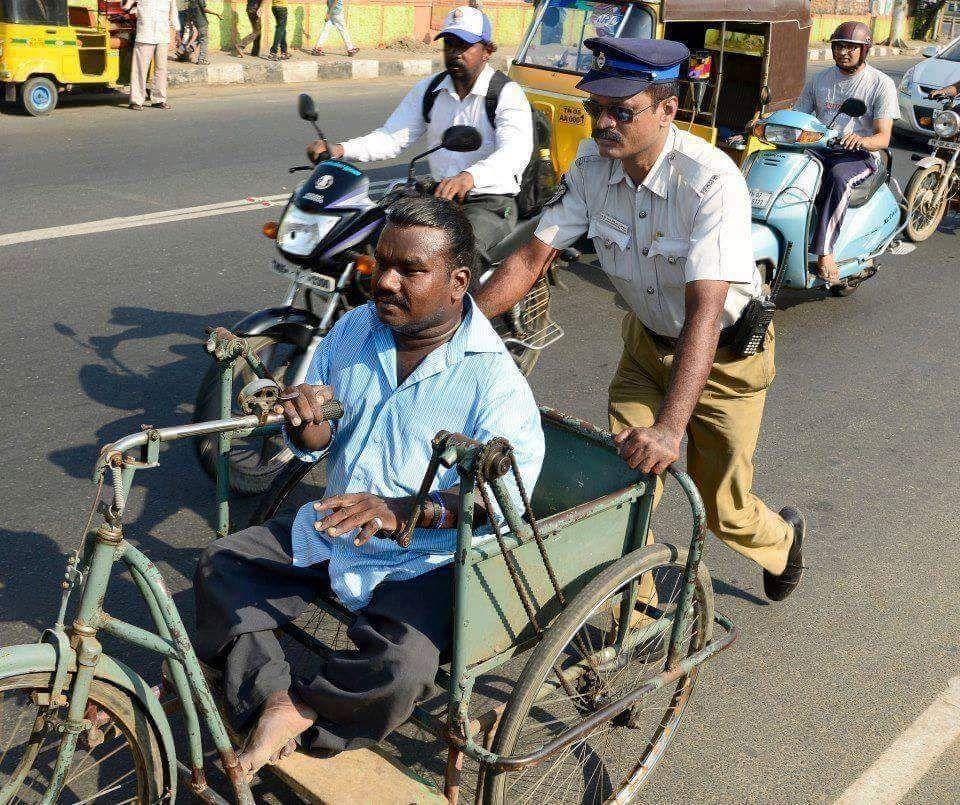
[485,70,510,127]
[421,71,449,123]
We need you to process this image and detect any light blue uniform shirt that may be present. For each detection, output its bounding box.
[285,296,545,611]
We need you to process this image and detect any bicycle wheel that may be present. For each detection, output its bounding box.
[0,672,168,803]
[484,544,714,805]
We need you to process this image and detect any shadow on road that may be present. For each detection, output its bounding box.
[46,306,258,560]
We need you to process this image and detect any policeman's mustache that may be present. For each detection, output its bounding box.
[593,128,623,144]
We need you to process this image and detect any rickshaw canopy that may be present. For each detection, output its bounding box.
[661,0,811,25]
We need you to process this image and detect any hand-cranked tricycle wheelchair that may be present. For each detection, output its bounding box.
[0,330,737,804]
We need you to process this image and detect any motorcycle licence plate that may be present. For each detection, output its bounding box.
[271,260,336,293]
[930,139,960,151]
[750,188,772,209]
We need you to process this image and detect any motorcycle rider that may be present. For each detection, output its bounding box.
[306,5,533,258]
[794,21,899,286]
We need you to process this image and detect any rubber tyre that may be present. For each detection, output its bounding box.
[904,165,948,243]
[194,333,305,496]
[0,671,168,802]
[483,543,714,805]
[19,77,58,116]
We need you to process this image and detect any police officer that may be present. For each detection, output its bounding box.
[475,38,805,601]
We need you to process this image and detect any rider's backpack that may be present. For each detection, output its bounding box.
[421,70,555,218]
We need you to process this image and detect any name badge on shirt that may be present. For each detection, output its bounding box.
[598,211,630,236]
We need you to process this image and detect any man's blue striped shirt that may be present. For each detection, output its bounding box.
[285,297,545,611]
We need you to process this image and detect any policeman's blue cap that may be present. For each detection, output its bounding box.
[576,37,690,98]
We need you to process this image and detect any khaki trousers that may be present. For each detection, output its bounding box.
[608,313,793,577]
[130,42,168,106]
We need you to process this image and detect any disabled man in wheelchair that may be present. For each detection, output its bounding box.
[192,196,544,779]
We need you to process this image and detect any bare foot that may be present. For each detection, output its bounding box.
[816,254,840,285]
[237,690,316,780]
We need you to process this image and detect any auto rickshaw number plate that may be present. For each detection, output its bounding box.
[271,259,336,293]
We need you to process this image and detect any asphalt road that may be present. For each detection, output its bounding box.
[1,56,959,803]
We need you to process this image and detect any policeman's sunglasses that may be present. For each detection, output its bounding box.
[582,99,652,124]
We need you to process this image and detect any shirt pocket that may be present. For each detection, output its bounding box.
[587,219,633,280]
[648,237,691,289]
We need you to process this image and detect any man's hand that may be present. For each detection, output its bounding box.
[274,383,335,429]
[307,139,344,163]
[613,424,682,475]
[931,84,959,100]
[839,132,865,150]
[313,494,413,546]
[434,171,475,202]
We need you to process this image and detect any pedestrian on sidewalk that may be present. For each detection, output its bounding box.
[236,0,265,58]
[268,0,289,60]
[124,0,180,110]
[310,0,358,57]
[175,0,209,64]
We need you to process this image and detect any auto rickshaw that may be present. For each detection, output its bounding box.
[509,0,813,174]
[0,0,135,115]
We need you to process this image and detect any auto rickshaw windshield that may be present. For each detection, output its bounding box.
[517,0,655,74]
[1,0,67,25]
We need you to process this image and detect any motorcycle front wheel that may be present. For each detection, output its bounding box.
[904,165,949,242]
[194,333,306,496]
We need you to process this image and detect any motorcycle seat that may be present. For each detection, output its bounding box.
[848,149,892,208]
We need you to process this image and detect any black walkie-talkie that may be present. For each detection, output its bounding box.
[732,241,792,357]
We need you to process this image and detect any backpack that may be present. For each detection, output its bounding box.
[421,70,555,218]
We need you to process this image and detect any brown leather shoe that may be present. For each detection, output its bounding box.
[151,102,172,110]
[763,507,805,602]
[129,103,143,111]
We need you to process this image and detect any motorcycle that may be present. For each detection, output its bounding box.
[193,93,565,495]
[744,98,913,298]
[903,94,960,242]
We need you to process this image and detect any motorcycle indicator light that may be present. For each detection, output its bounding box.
[354,255,376,276]
[755,123,823,146]
[262,221,279,239]
[797,130,825,144]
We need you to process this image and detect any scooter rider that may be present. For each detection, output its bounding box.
[306,5,533,257]
[794,22,899,286]
[475,37,806,603]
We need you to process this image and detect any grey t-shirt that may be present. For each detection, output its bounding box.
[794,64,900,137]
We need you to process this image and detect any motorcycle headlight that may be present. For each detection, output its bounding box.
[276,207,340,257]
[754,123,824,146]
[898,68,914,94]
[934,109,960,138]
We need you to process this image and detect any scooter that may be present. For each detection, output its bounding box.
[192,93,565,495]
[744,98,913,298]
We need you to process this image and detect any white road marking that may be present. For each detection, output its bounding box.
[0,179,396,248]
[833,676,960,804]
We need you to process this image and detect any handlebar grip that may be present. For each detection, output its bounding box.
[289,164,313,173]
[278,391,345,423]
[310,148,331,165]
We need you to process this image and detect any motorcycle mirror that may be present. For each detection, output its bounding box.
[298,93,318,122]
[923,44,939,58]
[838,98,867,118]
[441,125,482,153]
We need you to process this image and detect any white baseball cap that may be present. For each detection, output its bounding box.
[435,5,493,45]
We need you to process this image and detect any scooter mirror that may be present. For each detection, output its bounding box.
[838,98,867,118]
[298,93,319,122]
[441,125,482,153]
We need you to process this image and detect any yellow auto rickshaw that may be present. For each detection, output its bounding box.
[0,0,134,115]
[509,0,813,175]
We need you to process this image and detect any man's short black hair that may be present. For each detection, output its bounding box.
[647,80,681,107]
[384,196,476,273]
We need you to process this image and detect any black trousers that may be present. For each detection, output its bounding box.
[193,519,453,752]
[461,193,518,264]
[270,6,288,55]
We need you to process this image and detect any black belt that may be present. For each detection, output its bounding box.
[643,323,738,351]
